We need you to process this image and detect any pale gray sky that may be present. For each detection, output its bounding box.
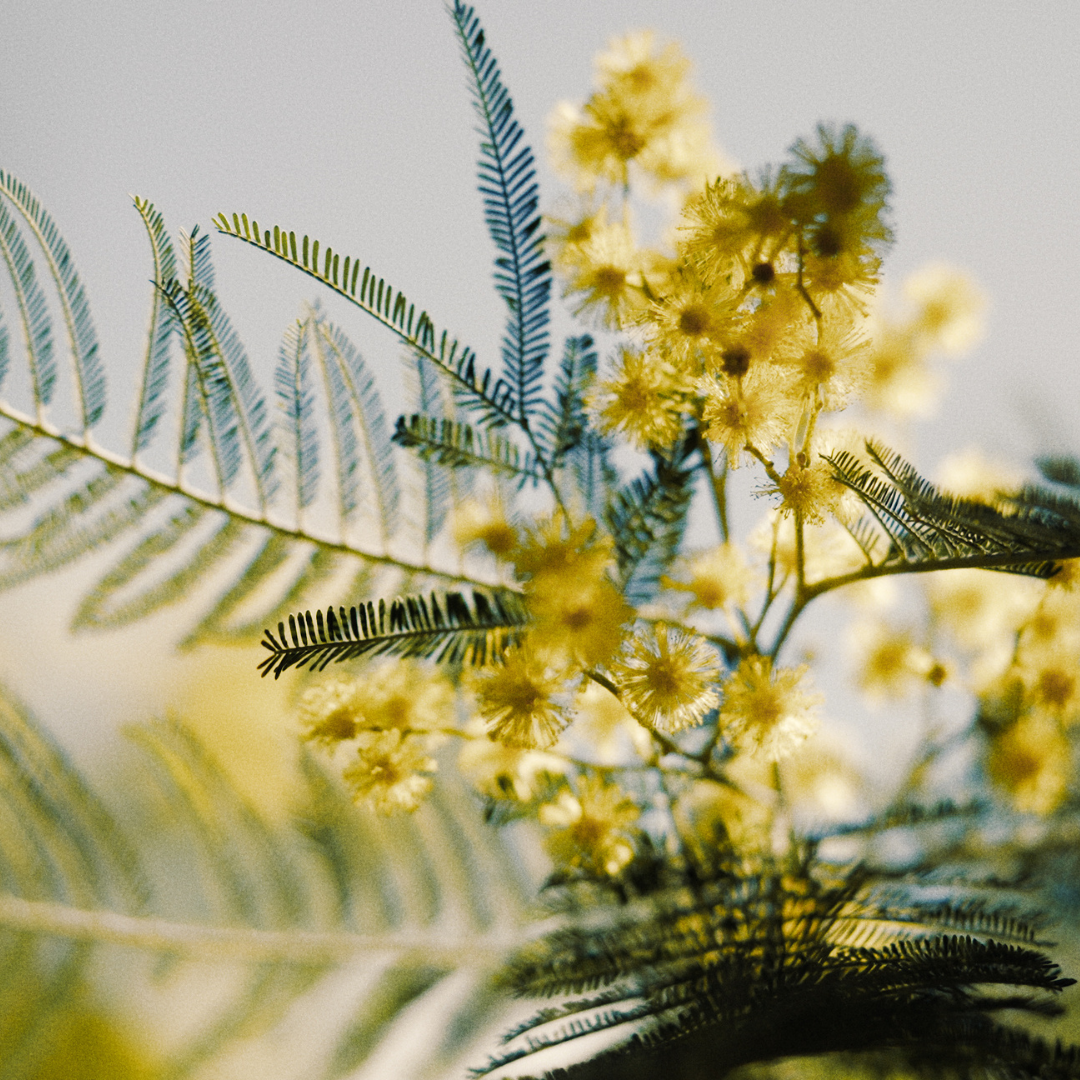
[1,0,1079,756]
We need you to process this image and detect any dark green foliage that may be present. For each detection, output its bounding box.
[605,435,697,605]
[450,1,552,428]
[258,588,530,676]
[393,413,545,482]
[474,858,1079,1080]
[826,441,1080,581]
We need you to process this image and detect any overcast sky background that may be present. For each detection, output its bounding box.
[1,0,1079,770]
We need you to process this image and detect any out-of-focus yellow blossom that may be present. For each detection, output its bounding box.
[985,710,1071,816]
[299,676,363,746]
[342,729,438,814]
[1049,558,1080,592]
[784,124,893,264]
[548,32,719,193]
[590,347,692,449]
[927,568,1042,658]
[935,447,1023,505]
[849,620,944,701]
[719,655,822,760]
[611,623,721,733]
[904,263,985,355]
[700,370,794,465]
[752,510,866,584]
[779,733,864,819]
[1015,644,1080,724]
[457,720,567,801]
[568,679,653,763]
[470,643,574,749]
[540,774,640,876]
[358,660,452,732]
[861,320,940,418]
[528,572,631,668]
[663,542,756,613]
[561,212,649,328]
[513,512,613,582]
[453,495,518,558]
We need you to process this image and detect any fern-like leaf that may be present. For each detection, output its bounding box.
[826,440,1080,581]
[393,413,544,482]
[0,170,105,430]
[0,192,55,411]
[450,0,551,426]
[258,588,529,677]
[275,319,320,514]
[131,196,177,457]
[605,436,696,605]
[212,212,522,430]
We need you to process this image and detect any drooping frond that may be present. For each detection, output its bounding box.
[476,861,1078,1079]
[212,212,522,430]
[305,309,400,539]
[160,242,278,508]
[0,170,105,430]
[275,319,320,514]
[536,334,598,464]
[450,0,551,425]
[258,588,530,677]
[72,508,249,630]
[0,683,535,1079]
[130,197,177,457]
[825,440,1080,582]
[0,192,55,411]
[605,437,696,605]
[393,413,545,483]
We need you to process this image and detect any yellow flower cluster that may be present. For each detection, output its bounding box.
[297,661,452,813]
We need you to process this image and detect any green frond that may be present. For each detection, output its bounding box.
[131,196,177,457]
[825,441,1080,582]
[258,588,529,677]
[0,171,105,429]
[0,684,534,1079]
[161,266,278,508]
[450,1,551,426]
[72,508,249,631]
[305,309,400,539]
[275,319,320,514]
[213,211,523,430]
[0,470,171,591]
[480,862,1079,1079]
[536,334,598,464]
[393,412,544,482]
[0,192,56,411]
[605,436,696,605]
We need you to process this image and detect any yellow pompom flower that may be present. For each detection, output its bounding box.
[342,729,438,813]
[562,212,648,329]
[770,452,845,525]
[645,270,737,374]
[679,173,793,286]
[985,711,1070,816]
[453,496,518,558]
[298,677,364,746]
[591,347,692,449]
[610,623,721,733]
[719,655,821,760]
[528,573,632,669]
[663,542,756,613]
[470,642,574,749]
[540,774,640,877]
[700,370,794,465]
[904,263,985,355]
